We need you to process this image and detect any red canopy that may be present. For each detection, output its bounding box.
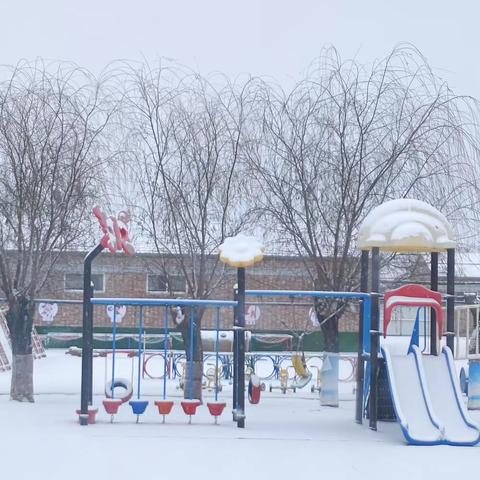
[383,284,443,339]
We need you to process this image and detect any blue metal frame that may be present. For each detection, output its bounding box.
[91,298,237,308]
[245,289,372,353]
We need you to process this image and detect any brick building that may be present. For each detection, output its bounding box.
[35,251,361,334]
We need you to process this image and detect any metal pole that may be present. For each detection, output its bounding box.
[163,306,168,400]
[446,248,455,353]
[476,307,479,356]
[80,242,104,425]
[369,247,380,431]
[137,307,143,399]
[87,281,95,405]
[188,307,195,400]
[111,305,117,398]
[355,250,369,424]
[215,308,220,402]
[237,267,246,428]
[430,252,438,355]
[232,285,238,420]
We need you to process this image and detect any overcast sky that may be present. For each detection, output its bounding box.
[0,0,478,97]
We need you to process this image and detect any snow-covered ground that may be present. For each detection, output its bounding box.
[0,350,478,480]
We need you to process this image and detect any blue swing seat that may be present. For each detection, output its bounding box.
[129,399,149,415]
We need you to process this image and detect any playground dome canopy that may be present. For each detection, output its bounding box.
[357,199,456,253]
[219,233,264,267]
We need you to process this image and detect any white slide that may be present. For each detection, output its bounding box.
[382,344,480,445]
[381,345,442,444]
[418,346,480,445]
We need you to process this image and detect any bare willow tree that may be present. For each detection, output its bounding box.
[247,45,480,360]
[0,61,112,401]
[119,63,258,399]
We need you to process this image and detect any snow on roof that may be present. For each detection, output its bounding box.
[357,199,456,253]
[219,233,265,268]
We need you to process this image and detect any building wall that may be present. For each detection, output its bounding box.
[34,252,360,333]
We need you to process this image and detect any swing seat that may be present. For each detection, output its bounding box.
[154,400,174,415]
[105,378,133,404]
[291,354,310,378]
[248,374,262,404]
[292,371,313,389]
[181,399,201,416]
[76,407,98,424]
[206,401,226,417]
[129,399,149,415]
[102,398,123,415]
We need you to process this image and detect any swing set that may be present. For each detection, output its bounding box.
[83,298,236,424]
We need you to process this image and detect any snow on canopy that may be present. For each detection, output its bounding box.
[357,199,456,253]
[219,233,264,267]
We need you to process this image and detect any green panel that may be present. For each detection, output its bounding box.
[250,331,358,353]
[39,325,358,353]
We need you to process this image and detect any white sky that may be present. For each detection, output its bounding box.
[0,0,478,96]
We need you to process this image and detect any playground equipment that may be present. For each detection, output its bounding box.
[357,198,480,446]
[248,374,262,404]
[246,289,371,407]
[310,365,321,393]
[82,298,237,425]
[269,366,296,394]
[102,306,132,422]
[266,354,310,393]
[76,201,479,446]
[79,206,134,425]
[128,307,149,422]
[291,353,312,389]
[380,284,480,445]
[220,233,265,428]
[179,307,202,424]
[154,306,175,423]
[0,307,46,372]
[206,308,227,424]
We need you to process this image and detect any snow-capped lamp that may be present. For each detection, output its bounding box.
[219,233,264,429]
[219,233,264,268]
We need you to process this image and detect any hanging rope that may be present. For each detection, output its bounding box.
[163,306,169,400]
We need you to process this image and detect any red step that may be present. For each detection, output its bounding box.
[103,398,123,415]
[154,400,174,415]
[206,401,226,419]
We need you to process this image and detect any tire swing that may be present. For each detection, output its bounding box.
[206,307,227,423]
[248,374,262,405]
[103,305,132,422]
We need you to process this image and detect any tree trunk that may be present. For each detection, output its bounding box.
[6,295,34,402]
[179,308,203,401]
[321,315,339,353]
[318,311,339,407]
[183,361,203,401]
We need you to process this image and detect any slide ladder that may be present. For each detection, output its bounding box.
[0,308,46,370]
[32,327,47,359]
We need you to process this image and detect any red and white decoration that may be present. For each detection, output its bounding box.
[93,206,135,255]
[245,305,261,325]
[106,305,127,324]
[38,302,58,323]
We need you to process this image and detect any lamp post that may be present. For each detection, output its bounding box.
[219,234,264,428]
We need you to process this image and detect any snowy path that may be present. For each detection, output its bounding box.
[0,351,478,480]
